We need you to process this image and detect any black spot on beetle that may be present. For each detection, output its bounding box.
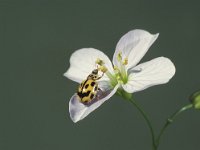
[77,91,91,98]
[90,94,94,99]
[94,75,97,79]
[86,90,91,93]
[85,84,89,89]
[91,82,95,87]
[94,86,98,91]
[77,92,82,98]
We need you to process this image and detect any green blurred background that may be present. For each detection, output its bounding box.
[1,0,200,150]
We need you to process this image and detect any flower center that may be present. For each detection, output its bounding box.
[95,52,129,88]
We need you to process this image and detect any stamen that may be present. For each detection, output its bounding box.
[123,57,128,65]
[95,58,108,73]
[95,58,118,88]
[115,52,129,84]
[117,52,122,62]
[95,58,105,66]
[113,66,119,71]
[116,74,123,84]
[99,65,108,73]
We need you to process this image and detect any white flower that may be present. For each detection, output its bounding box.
[64,29,176,123]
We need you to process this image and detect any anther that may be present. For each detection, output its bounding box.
[113,66,120,75]
[117,52,122,62]
[123,57,128,65]
[114,66,119,70]
[99,65,108,73]
[95,58,105,66]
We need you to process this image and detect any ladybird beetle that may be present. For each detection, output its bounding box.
[77,69,103,104]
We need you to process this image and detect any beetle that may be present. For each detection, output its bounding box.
[77,68,104,104]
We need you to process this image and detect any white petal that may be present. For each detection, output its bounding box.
[69,84,119,123]
[113,29,159,69]
[122,57,176,93]
[98,80,113,91]
[64,48,113,83]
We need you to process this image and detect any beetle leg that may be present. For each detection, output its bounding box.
[96,72,104,80]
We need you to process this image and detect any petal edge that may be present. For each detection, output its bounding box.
[122,57,176,93]
[69,84,119,123]
[113,29,159,69]
[64,48,113,83]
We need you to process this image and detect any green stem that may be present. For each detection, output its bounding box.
[156,104,193,148]
[129,98,157,150]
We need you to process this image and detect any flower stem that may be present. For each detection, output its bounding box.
[155,104,193,148]
[129,98,157,150]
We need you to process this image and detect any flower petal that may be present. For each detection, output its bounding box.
[69,84,119,123]
[64,48,113,83]
[113,29,159,69]
[122,57,176,93]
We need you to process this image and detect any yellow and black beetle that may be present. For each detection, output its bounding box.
[77,69,104,104]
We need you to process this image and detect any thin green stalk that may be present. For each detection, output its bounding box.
[156,104,193,148]
[129,98,157,150]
